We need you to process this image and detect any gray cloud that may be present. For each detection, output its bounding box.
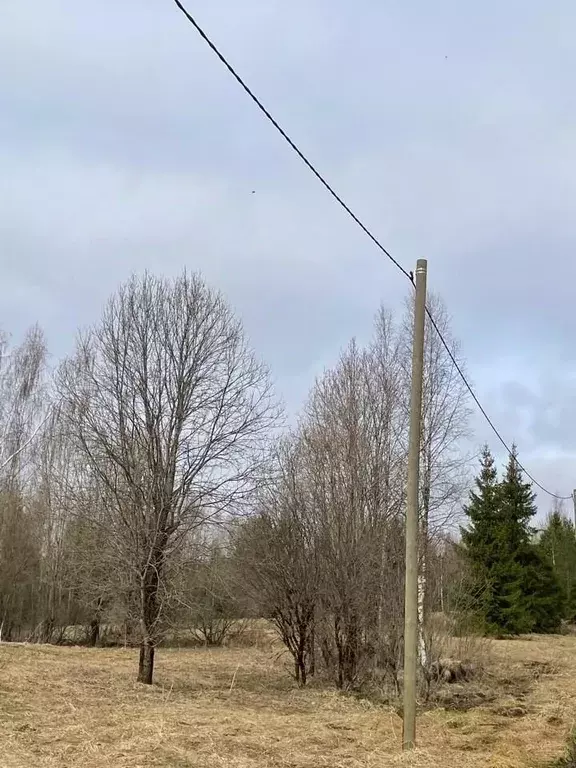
[2,0,576,512]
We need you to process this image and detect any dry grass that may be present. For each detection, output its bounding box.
[0,634,574,767]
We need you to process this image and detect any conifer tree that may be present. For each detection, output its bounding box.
[499,446,564,633]
[461,446,527,634]
[538,506,576,621]
[461,445,564,635]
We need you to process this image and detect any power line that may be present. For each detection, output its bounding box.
[170,1,411,281]
[425,309,571,500]
[170,0,571,502]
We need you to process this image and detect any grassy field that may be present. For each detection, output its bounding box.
[0,634,574,767]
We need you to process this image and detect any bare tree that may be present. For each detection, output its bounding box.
[58,272,279,683]
[237,298,472,695]
[235,435,319,685]
[0,489,40,641]
[169,531,247,648]
[0,326,48,641]
[0,325,48,480]
[365,309,409,658]
[63,479,120,647]
[26,409,78,644]
[401,294,472,667]
[417,295,472,535]
[303,340,406,690]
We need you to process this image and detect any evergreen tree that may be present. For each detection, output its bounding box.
[498,444,536,548]
[519,546,565,632]
[460,445,500,574]
[461,445,564,635]
[538,506,576,621]
[461,446,528,635]
[499,446,564,633]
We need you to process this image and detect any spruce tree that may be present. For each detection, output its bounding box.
[538,508,576,621]
[461,445,564,634]
[460,445,500,575]
[498,444,536,549]
[499,446,564,633]
[461,446,528,635]
[520,546,564,632]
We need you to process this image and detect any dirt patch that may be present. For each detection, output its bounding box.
[430,655,539,715]
[491,704,530,718]
[548,715,564,726]
[432,684,496,712]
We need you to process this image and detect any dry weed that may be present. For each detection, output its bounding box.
[0,635,573,767]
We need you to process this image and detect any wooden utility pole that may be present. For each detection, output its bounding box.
[403,259,427,750]
[573,489,576,533]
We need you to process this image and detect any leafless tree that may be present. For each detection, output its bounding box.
[58,272,279,683]
[237,297,472,694]
[168,531,247,648]
[0,326,48,640]
[401,294,472,667]
[302,339,406,690]
[0,488,40,641]
[416,295,472,535]
[0,281,474,701]
[62,478,120,647]
[0,325,48,479]
[235,435,319,685]
[365,309,409,664]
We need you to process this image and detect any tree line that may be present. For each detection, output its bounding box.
[2,268,569,694]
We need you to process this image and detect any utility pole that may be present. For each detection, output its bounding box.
[573,490,576,533]
[403,259,427,751]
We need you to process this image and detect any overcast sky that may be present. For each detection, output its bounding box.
[2,1,576,514]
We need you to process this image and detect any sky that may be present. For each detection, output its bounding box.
[1,0,576,515]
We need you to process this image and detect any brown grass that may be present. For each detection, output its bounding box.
[0,634,574,767]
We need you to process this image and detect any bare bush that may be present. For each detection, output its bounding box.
[235,436,319,685]
[170,535,247,647]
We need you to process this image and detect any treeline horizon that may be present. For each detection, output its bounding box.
[0,268,568,694]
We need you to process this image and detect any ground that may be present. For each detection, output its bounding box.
[0,634,574,767]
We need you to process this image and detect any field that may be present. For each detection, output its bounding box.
[0,633,575,768]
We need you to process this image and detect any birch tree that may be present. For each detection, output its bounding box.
[0,325,47,478]
[402,294,471,667]
[0,326,48,640]
[302,339,407,689]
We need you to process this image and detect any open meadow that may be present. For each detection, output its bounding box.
[0,633,575,768]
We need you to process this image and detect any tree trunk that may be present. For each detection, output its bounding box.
[299,658,307,687]
[294,658,300,687]
[334,615,344,689]
[417,569,427,668]
[308,623,315,677]
[418,468,431,669]
[138,640,155,685]
[138,561,162,684]
[88,617,100,647]
[43,580,56,644]
[40,616,54,644]
[439,558,445,614]
[296,630,307,687]
[88,598,104,648]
